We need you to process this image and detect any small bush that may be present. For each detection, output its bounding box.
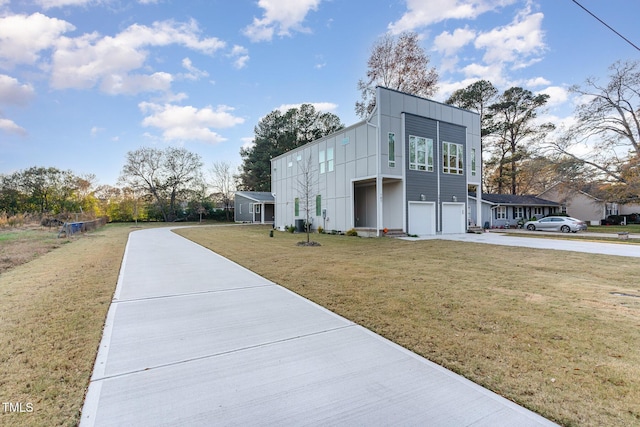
[317,226,324,234]
[346,228,358,237]
[286,224,295,233]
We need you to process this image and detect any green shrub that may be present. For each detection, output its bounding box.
[346,228,358,237]
[286,224,295,233]
[317,226,324,234]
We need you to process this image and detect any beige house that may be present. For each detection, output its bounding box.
[539,183,640,225]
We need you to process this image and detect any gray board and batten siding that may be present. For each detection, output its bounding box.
[404,113,469,233]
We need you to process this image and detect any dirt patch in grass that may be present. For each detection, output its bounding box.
[0,227,68,274]
[0,224,136,426]
[176,225,640,427]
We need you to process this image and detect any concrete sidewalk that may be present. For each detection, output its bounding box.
[80,227,557,426]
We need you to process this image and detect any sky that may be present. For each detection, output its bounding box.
[1,0,639,186]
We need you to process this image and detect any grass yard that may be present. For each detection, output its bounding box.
[0,223,136,426]
[176,225,640,427]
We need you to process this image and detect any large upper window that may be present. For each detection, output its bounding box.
[409,136,433,171]
[319,150,325,174]
[471,148,476,176]
[443,141,464,175]
[319,147,334,173]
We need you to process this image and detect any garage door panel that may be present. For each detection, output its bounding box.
[408,202,435,236]
[442,203,465,234]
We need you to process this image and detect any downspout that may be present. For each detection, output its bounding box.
[368,87,382,237]
[366,116,381,237]
[401,113,407,233]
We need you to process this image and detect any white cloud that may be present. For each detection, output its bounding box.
[181,57,209,80]
[434,27,476,56]
[276,102,337,113]
[90,126,104,136]
[228,45,249,69]
[240,137,254,151]
[0,117,26,135]
[50,19,225,94]
[0,75,35,106]
[244,0,322,42]
[389,0,517,34]
[35,0,94,9]
[525,77,551,87]
[538,85,568,107]
[139,102,245,144]
[101,72,173,95]
[474,9,545,67]
[0,13,74,69]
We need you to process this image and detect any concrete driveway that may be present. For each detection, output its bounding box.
[433,230,640,258]
[80,227,557,426]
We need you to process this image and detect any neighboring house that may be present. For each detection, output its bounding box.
[539,183,640,225]
[271,86,482,236]
[468,193,560,228]
[234,192,275,224]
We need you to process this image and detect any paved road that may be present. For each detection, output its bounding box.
[80,227,557,426]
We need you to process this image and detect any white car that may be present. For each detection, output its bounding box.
[524,216,587,233]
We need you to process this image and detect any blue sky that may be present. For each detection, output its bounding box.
[1,0,638,186]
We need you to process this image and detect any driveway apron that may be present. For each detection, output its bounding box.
[80,227,557,426]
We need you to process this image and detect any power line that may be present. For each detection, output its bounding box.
[571,0,640,52]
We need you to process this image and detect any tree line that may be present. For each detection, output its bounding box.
[2,33,638,223]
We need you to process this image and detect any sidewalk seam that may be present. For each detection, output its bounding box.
[89,324,356,382]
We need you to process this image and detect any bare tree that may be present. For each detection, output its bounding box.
[296,154,318,245]
[548,60,640,199]
[356,32,438,118]
[209,161,236,220]
[119,147,202,221]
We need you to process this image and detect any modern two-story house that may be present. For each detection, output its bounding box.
[271,87,482,236]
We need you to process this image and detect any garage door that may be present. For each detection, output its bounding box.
[408,202,435,236]
[442,203,466,234]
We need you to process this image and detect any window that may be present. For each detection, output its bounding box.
[471,148,476,176]
[443,141,463,174]
[388,133,395,167]
[327,147,334,172]
[606,203,618,216]
[316,195,322,216]
[496,206,506,219]
[409,136,433,171]
[294,198,299,216]
[254,204,261,214]
[319,150,325,174]
[514,207,524,218]
[534,207,543,216]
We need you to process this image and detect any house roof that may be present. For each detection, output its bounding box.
[473,193,559,206]
[235,191,274,203]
